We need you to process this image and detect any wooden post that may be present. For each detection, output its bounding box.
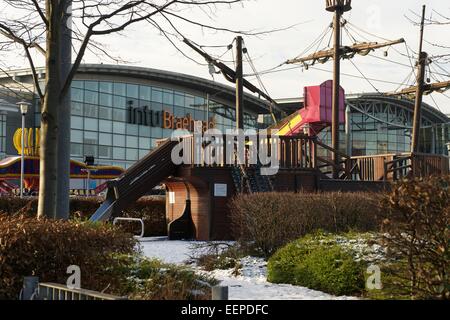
[331,7,342,178]
[212,286,229,300]
[235,36,244,131]
[22,276,39,300]
[411,5,427,153]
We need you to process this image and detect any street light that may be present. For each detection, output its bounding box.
[16,101,31,198]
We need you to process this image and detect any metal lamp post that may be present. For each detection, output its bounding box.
[16,101,31,198]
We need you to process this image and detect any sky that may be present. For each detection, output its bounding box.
[4,0,450,114]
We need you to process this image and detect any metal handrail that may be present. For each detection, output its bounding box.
[38,282,126,300]
[113,217,145,238]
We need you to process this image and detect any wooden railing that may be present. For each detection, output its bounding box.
[314,140,360,180]
[353,152,449,181]
[174,135,449,181]
[177,134,319,170]
[176,134,357,178]
[410,153,449,177]
[175,135,359,180]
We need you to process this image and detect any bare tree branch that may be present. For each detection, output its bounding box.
[0,22,44,98]
[31,0,49,27]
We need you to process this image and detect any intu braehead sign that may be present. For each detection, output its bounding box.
[127,101,216,132]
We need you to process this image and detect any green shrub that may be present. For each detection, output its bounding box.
[0,195,167,237]
[231,192,381,257]
[111,255,218,300]
[268,234,366,296]
[379,176,450,300]
[0,214,137,299]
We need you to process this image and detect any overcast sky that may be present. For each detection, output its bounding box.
[5,0,450,114]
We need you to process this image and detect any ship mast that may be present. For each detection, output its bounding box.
[287,0,404,178]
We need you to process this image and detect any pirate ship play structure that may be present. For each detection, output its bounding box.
[88,0,449,241]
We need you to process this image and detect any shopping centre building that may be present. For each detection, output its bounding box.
[0,64,449,171]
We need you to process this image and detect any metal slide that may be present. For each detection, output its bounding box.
[89,139,178,222]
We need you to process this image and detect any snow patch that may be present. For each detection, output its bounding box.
[139,237,358,300]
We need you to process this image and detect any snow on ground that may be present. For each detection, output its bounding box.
[139,237,201,264]
[139,237,357,300]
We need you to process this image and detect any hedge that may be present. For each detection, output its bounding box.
[0,214,137,299]
[230,192,381,257]
[0,195,167,237]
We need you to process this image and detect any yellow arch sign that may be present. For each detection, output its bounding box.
[13,128,40,156]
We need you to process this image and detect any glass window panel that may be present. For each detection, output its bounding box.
[152,89,163,103]
[139,125,151,137]
[84,131,98,145]
[162,105,173,115]
[113,95,126,109]
[151,102,162,112]
[99,119,112,133]
[71,101,83,116]
[113,121,126,134]
[126,148,138,161]
[194,96,205,107]
[194,109,206,121]
[126,136,138,148]
[84,144,98,157]
[185,95,195,109]
[85,91,98,105]
[99,133,112,145]
[99,93,113,106]
[70,143,82,156]
[99,82,113,93]
[163,90,174,105]
[99,146,112,159]
[126,84,139,99]
[71,129,83,143]
[71,116,83,129]
[113,82,126,96]
[174,94,184,106]
[113,109,126,122]
[99,106,112,120]
[84,118,98,131]
[113,147,125,160]
[84,104,98,118]
[140,86,151,101]
[162,128,172,138]
[151,126,162,138]
[174,106,185,117]
[126,124,138,136]
[139,137,151,149]
[85,81,98,91]
[72,88,83,102]
[72,81,84,89]
[114,134,125,147]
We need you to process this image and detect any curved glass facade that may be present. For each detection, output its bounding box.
[317,100,449,156]
[56,80,259,168]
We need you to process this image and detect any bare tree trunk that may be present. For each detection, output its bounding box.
[56,0,72,220]
[37,1,62,219]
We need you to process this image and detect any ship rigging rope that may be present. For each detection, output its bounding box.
[242,39,278,124]
[348,59,382,94]
[292,24,332,60]
[245,63,409,87]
